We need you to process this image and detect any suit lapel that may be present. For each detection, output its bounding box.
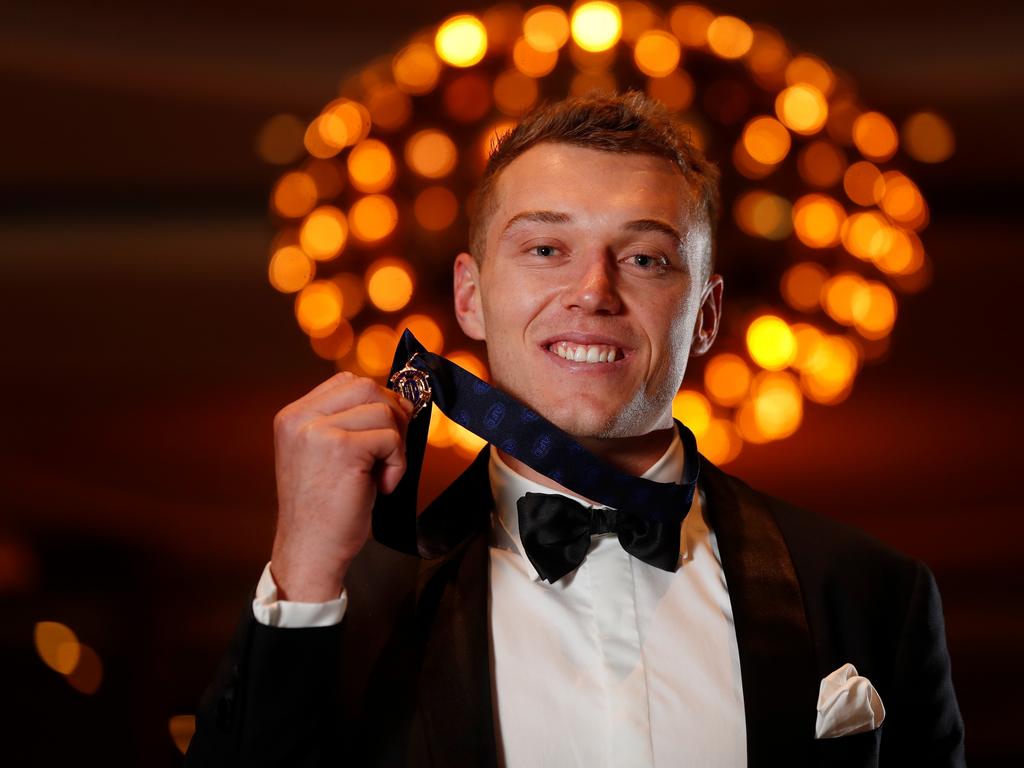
[411,450,498,768]
[700,457,820,766]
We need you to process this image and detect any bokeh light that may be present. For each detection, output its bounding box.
[271,171,318,218]
[741,116,791,165]
[523,5,570,52]
[704,353,752,407]
[396,313,444,352]
[775,84,828,134]
[366,258,415,312]
[435,14,488,68]
[781,261,828,312]
[797,141,846,188]
[269,245,315,293]
[349,194,398,242]
[170,715,197,755]
[669,4,713,48]
[405,129,458,178]
[513,36,559,77]
[295,280,343,337]
[853,111,899,162]
[672,390,712,439]
[299,206,348,260]
[347,139,397,193]
[902,111,955,163]
[633,30,682,78]
[792,193,845,248]
[357,325,399,376]
[746,314,797,371]
[257,113,305,164]
[393,43,443,94]
[706,15,753,59]
[733,190,792,240]
[34,621,80,674]
[571,2,623,52]
[414,186,460,231]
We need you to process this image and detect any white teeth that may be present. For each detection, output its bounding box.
[548,342,621,364]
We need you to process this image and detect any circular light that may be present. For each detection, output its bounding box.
[34,621,80,674]
[295,280,343,337]
[853,111,899,161]
[797,141,846,188]
[435,14,488,67]
[821,272,867,325]
[393,43,442,95]
[799,335,859,404]
[494,69,540,116]
[347,139,396,193]
[751,371,803,440]
[396,313,444,352]
[672,390,712,438]
[269,245,315,293]
[781,262,828,312]
[299,206,348,261]
[775,84,828,135]
[414,186,459,231]
[405,129,458,178]
[66,644,103,694]
[747,314,797,371]
[843,161,883,207]
[785,54,835,96]
[841,211,891,262]
[700,418,743,465]
[356,325,399,376]
[734,190,792,240]
[523,5,571,52]
[902,111,955,163]
[741,116,791,165]
[513,36,559,77]
[334,272,365,319]
[570,2,623,53]
[366,258,415,312]
[444,72,493,122]
[367,84,412,132]
[792,194,845,248]
[646,69,694,112]
[851,281,897,339]
[310,319,355,361]
[633,30,681,78]
[271,171,318,219]
[704,353,752,407]
[706,15,753,59]
[349,195,398,242]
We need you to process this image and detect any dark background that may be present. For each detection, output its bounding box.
[2,0,1021,763]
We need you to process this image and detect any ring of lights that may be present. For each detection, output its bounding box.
[263,2,951,465]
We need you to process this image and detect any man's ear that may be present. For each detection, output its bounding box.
[453,251,486,341]
[691,273,724,357]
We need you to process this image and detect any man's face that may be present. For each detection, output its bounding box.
[454,142,721,439]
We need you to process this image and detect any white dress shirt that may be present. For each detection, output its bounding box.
[254,433,746,766]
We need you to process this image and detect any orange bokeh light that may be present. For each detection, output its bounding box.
[299,205,348,261]
[347,139,396,193]
[269,245,315,294]
[405,129,458,178]
[704,353,752,406]
[853,111,899,162]
[633,30,682,78]
[349,195,398,242]
[775,84,828,135]
[366,258,415,312]
[792,194,845,248]
[741,116,791,165]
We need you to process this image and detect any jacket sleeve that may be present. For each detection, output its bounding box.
[184,603,348,767]
[881,562,966,766]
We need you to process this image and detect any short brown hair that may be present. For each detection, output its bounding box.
[468,90,720,276]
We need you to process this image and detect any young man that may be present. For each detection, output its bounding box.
[187,93,964,766]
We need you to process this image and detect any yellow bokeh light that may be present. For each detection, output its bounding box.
[393,43,442,95]
[169,715,197,755]
[257,113,305,165]
[669,4,713,47]
[570,2,623,53]
[746,314,797,371]
[790,322,826,371]
[785,54,835,96]
[66,643,102,694]
[799,335,859,404]
[299,205,348,261]
[700,417,743,465]
[396,313,444,353]
[781,261,828,312]
[821,272,867,325]
[349,194,398,242]
[356,325,399,376]
[435,14,488,68]
[751,371,803,440]
[366,258,415,312]
[271,171,318,219]
[633,30,682,78]
[34,621,80,675]
[841,211,892,262]
[741,116,791,165]
[295,280,343,338]
[902,111,955,163]
[414,186,459,231]
[706,15,753,59]
[513,36,559,77]
[672,390,712,438]
[734,190,793,241]
[797,141,846,188]
[775,84,828,135]
[310,319,355,361]
[405,129,458,179]
[523,5,571,52]
[494,69,540,116]
[704,353,752,407]
[843,161,883,207]
[853,111,899,161]
[347,139,396,194]
[851,281,897,339]
[646,69,694,112]
[792,194,845,248]
[269,245,315,294]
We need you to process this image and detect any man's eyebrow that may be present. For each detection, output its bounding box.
[500,210,573,237]
[623,218,685,247]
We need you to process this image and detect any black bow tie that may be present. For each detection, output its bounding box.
[516,492,683,583]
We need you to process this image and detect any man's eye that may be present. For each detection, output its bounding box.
[530,245,558,257]
[630,253,667,269]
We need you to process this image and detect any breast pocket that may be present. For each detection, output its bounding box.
[813,726,882,768]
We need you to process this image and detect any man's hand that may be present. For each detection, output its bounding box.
[269,371,414,602]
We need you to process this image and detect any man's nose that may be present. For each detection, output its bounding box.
[561,251,622,314]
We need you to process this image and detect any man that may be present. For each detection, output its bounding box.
[187,92,964,766]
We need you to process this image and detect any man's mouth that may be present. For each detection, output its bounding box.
[547,340,622,364]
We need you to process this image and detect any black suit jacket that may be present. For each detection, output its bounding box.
[186,450,965,767]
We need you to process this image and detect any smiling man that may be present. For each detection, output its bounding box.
[187,92,964,767]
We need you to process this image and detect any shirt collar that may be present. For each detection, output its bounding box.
[487,430,702,582]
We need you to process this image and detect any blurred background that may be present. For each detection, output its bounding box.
[2,0,1021,763]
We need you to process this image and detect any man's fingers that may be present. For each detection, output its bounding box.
[303,375,410,425]
[319,402,409,439]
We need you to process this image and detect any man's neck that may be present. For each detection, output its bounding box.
[496,424,678,495]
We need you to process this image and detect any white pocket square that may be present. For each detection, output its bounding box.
[814,663,886,739]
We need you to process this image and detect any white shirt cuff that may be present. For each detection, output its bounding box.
[251,561,348,628]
